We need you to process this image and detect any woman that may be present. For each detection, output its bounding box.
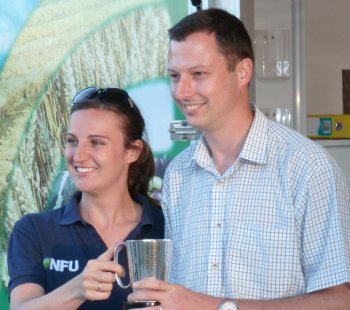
[7,87,164,309]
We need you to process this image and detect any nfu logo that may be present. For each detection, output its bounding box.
[43,257,79,272]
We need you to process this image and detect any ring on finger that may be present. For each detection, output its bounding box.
[97,282,102,292]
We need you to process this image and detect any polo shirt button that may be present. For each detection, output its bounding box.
[95,243,101,249]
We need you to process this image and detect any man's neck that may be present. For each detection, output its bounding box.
[203,104,254,175]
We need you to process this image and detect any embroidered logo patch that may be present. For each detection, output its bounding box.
[43,257,79,272]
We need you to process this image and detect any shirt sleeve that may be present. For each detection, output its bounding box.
[7,214,46,295]
[301,156,350,292]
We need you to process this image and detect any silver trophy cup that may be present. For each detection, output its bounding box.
[114,239,172,288]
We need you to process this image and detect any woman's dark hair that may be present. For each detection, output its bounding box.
[168,8,254,71]
[71,87,159,207]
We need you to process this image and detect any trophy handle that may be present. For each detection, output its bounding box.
[113,242,130,289]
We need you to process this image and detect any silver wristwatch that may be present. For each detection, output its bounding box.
[218,298,239,310]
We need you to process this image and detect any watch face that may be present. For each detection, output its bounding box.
[222,300,238,310]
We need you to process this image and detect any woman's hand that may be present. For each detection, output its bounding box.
[10,245,126,310]
[76,245,125,301]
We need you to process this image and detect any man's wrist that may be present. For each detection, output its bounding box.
[218,298,239,310]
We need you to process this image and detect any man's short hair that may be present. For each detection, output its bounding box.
[168,8,254,71]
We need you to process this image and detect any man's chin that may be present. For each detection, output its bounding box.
[185,119,201,130]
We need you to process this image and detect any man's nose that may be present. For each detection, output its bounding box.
[173,76,193,101]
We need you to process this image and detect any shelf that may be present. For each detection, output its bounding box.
[313,139,350,147]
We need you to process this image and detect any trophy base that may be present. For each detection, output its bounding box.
[123,301,161,309]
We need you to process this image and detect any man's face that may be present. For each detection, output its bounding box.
[167,32,242,132]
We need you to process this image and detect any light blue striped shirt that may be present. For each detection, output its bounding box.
[162,106,350,299]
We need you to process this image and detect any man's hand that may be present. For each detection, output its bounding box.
[128,279,221,310]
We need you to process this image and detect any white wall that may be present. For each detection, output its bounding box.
[254,0,293,110]
[254,0,350,115]
[305,0,350,114]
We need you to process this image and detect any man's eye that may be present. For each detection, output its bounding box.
[92,140,104,146]
[194,71,205,76]
[169,73,179,80]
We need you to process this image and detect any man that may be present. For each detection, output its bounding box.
[129,8,350,309]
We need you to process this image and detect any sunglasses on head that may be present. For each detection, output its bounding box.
[72,87,134,108]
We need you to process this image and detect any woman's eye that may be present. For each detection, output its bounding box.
[66,137,78,145]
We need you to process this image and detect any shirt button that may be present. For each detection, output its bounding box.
[212,263,218,271]
[95,243,101,249]
[215,223,221,228]
[217,180,224,187]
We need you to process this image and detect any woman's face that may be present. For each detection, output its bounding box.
[64,108,140,194]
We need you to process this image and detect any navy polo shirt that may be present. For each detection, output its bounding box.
[7,192,164,309]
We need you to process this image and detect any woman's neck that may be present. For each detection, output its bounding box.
[78,191,143,246]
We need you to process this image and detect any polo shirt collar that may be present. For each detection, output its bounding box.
[134,193,154,226]
[59,191,82,225]
[59,191,155,227]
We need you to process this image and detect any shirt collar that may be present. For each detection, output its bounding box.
[191,104,269,168]
[239,104,268,164]
[59,191,155,227]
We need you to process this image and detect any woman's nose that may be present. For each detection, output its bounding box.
[73,143,89,162]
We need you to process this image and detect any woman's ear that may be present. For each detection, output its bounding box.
[127,139,143,163]
[236,57,253,85]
